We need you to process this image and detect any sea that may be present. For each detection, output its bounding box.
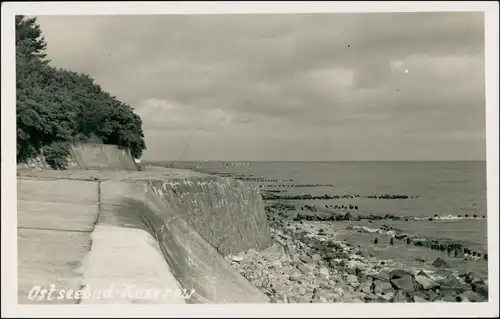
[151,161,489,277]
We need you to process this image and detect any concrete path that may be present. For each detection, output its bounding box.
[17,178,98,304]
[17,177,185,304]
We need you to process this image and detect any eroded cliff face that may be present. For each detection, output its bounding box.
[149,176,272,255]
[17,144,136,171]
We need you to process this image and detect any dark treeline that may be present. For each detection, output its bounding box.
[16,16,146,169]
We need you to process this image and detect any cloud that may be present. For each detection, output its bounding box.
[35,12,486,160]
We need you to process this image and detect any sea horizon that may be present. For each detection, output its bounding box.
[144,159,487,163]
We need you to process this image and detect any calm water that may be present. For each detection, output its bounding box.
[154,161,489,276]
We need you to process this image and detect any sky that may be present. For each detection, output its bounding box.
[35,12,486,161]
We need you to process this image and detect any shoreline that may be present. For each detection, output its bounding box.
[225,201,489,303]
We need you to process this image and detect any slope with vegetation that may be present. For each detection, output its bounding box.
[16,16,146,169]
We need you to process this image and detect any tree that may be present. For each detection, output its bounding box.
[16,16,147,168]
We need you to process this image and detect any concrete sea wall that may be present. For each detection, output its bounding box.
[149,176,271,255]
[69,143,138,171]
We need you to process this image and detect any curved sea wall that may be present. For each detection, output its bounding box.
[149,177,271,255]
[95,180,269,303]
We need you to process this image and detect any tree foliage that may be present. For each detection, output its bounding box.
[16,16,146,168]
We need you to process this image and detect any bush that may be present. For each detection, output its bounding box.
[43,141,71,170]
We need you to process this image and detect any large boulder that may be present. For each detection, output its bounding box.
[464,272,485,285]
[472,283,489,299]
[371,279,394,294]
[457,290,486,302]
[415,275,440,290]
[391,276,415,292]
[390,269,415,280]
[392,290,411,302]
[432,257,449,268]
[370,271,391,282]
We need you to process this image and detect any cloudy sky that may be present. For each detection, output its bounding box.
[36,12,486,161]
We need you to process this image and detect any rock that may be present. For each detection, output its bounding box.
[372,279,394,294]
[415,275,440,290]
[271,260,283,269]
[312,254,322,262]
[347,274,358,284]
[312,295,328,303]
[439,274,469,291]
[364,293,378,301]
[465,272,484,285]
[296,263,314,275]
[413,295,428,302]
[395,233,408,240]
[392,290,410,302]
[432,257,449,268]
[319,267,329,279]
[391,276,415,292]
[458,290,485,302]
[416,270,433,278]
[380,293,394,302]
[472,283,489,298]
[434,269,453,280]
[298,294,313,303]
[442,295,457,302]
[300,254,314,264]
[231,255,244,262]
[371,271,391,282]
[390,269,414,280]
[425,290,439,301]
[290,271,303,282]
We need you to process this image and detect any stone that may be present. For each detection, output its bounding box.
[442,295,456,302]
[364,293,378,301]
[290,271,303,282]
[439,274,469,291]
[391,276,415,292]
[371,271,391,282]
[372,279,394,294]
[312,254,322,262]
[390,269,415,280]
[465,272,484,285]
[434,269,453,280]
[312,295,328,303]
[298,293,313,303]
[432,257,449,268]
[271,260,283,269]
[380,294,393,302]
[296,263,314,275]
[413,295,428,302]
[319,267,329,276]
[347,274,359,283]
[300,254,314,264]
[231,255,244,262]
[392,290,410,302]
[416,270,433,278]
[415,275,440,290]
[472,283,489,298]
[458,290,485,302]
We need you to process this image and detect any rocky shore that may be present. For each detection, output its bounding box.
[224,202,489,303]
